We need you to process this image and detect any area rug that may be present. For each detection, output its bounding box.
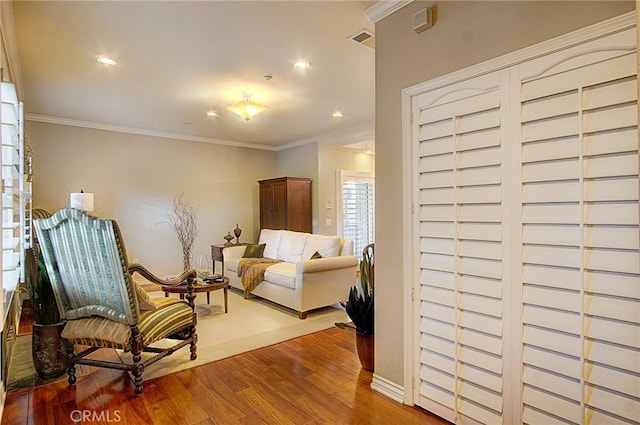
[119,288,349,381]
[7,334,86,392]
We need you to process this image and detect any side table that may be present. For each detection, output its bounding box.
[211,243,248,277]
[162,277,230,312]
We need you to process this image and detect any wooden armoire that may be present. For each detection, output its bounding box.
[259,177,311,233]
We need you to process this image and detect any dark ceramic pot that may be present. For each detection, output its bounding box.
[355,332,374,372]
[32,322,72,378]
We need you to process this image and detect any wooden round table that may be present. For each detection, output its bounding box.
[162,277,229,313]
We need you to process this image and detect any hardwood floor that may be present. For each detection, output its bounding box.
[3,317,449,425]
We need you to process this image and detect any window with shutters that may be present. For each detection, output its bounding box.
[407,15,638,425]
[338,171,374,257]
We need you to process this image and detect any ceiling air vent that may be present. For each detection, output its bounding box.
[349,29,375,50]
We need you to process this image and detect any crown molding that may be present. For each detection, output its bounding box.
[366,0,412,23]
[25,113,375,153]
[24,114,279,151]
[275,120,374,152]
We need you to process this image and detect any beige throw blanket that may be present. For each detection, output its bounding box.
[237,258,282,297]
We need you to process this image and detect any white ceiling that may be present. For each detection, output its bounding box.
[11,1,376,149]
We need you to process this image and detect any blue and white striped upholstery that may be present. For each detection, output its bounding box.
[34,208,138,324]
[32,208,197,396]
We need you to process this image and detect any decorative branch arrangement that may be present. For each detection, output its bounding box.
[168,193,199,271]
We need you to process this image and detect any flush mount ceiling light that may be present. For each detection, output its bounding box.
[206,110,218,117]
[97,56,116,66]
[227,94,266,121]
[332,111,343,118]
[294,60,310,69]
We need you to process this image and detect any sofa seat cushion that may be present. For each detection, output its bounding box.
[276,231,307,263]
[263,262,297,289]
[302,234,341,260]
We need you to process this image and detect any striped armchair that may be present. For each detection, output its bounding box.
[33,208,198,396]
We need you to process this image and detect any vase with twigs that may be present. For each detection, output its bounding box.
[168,193,199,271]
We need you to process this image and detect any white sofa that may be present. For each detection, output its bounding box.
[223,229,358,319]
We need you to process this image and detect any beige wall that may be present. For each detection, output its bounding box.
[374,1,635,387]
[28,121,276,276]
[318,144,374,236]
[276,142,375,236]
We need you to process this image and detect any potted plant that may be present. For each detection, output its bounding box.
[336,243,374,371]
[25,247,72,378]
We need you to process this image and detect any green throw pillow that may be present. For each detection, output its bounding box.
[310,251,323,259]
[243,243,266,258]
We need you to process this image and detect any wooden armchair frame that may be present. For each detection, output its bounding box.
[33,208,199,396]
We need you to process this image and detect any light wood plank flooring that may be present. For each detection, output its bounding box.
[3,307,449,425]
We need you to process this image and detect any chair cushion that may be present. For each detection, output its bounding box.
[263,262,297,289]
[61,297,194,350]
[301,234,341,260]
[276,231,307,263]
[258,229,281,259]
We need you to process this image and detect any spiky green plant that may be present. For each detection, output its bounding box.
[25,248,61,325]
[335,244,374,336]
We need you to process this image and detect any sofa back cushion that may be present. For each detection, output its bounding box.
[258,229,282,259]
[276,230,308,263]
[302,234,341,260]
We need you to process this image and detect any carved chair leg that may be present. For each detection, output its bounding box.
[66,344,77,385]
[189,326,198,361]
[130,325,145,396]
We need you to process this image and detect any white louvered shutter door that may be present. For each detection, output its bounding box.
[412,21,638,425]
[517,29,639,425]
[414,70,512,424]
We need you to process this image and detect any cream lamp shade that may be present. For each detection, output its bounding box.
[70,191,94,212]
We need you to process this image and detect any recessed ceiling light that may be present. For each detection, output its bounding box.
[206,110,218,117]
[332,111,343,118]
[97,56,116,66]
[294,60,310,69]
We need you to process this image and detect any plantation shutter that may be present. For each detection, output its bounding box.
[412,20,638,425]
[517,34,639,425]
[342,175,374,257]
[414,70,511,424]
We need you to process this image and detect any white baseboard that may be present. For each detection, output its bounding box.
[371,373,405,404]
